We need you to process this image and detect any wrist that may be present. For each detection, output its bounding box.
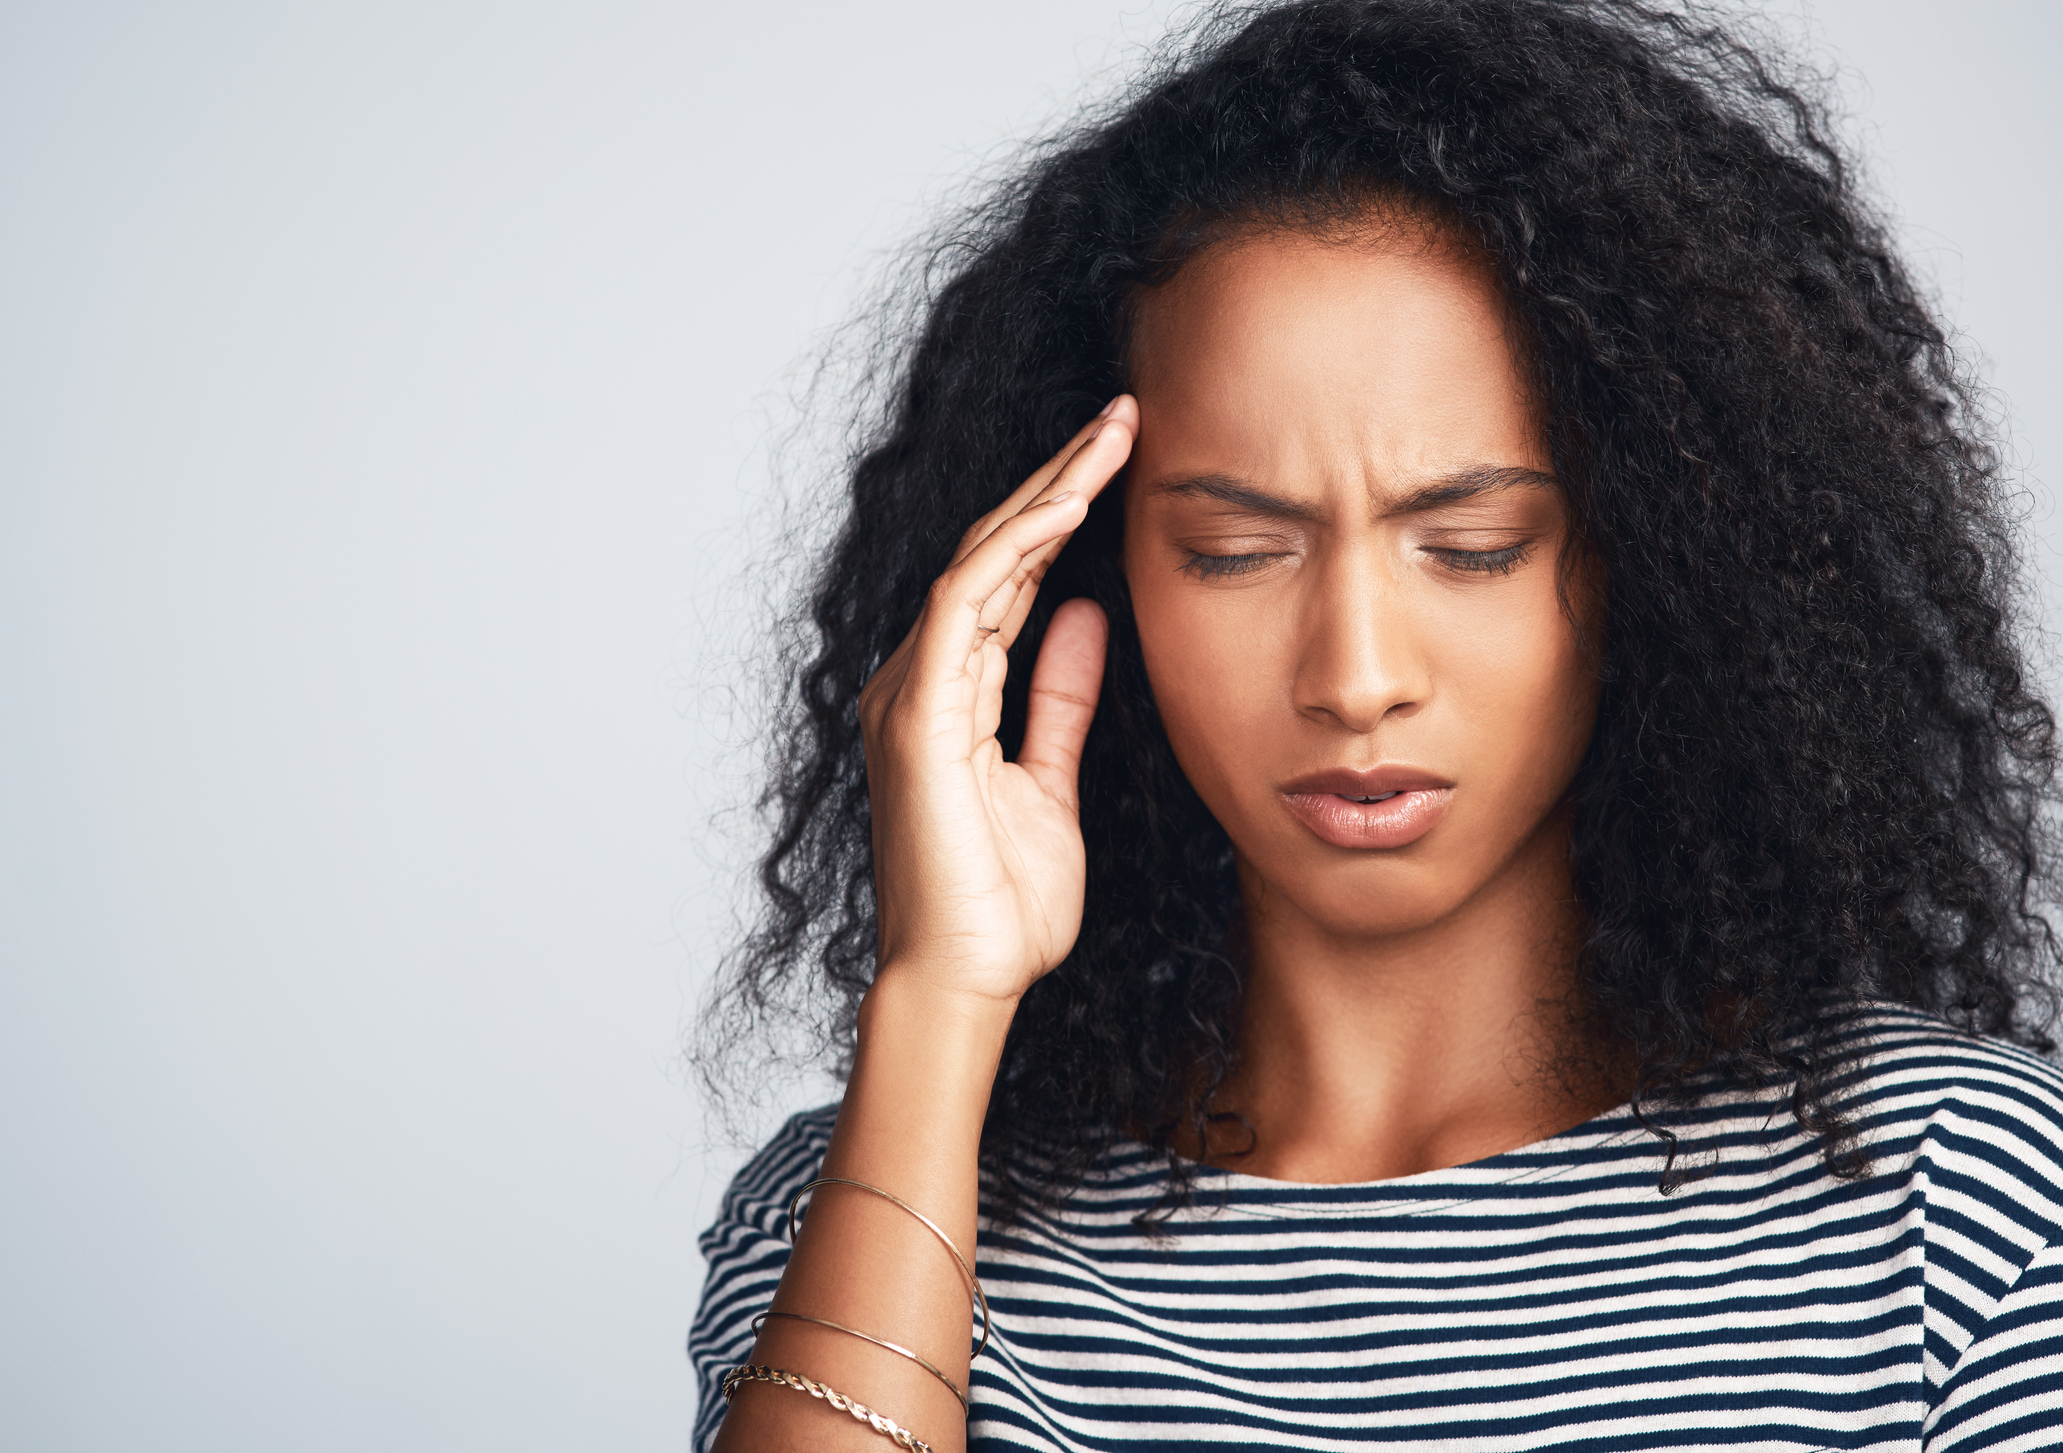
[862,960,1024,1047]
[828,969,1018,1189]
[853,969,1017,1122]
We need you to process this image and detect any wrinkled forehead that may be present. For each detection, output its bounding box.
[1123,196,1504,379]
[1121,228,1547,500]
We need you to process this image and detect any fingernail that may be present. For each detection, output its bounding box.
[1048,490,1075,505]
[1086,424,1104,442]
[1097,397,1118,418]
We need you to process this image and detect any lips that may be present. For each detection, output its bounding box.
[1279,766,1455,850]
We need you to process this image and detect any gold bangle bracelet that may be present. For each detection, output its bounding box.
[751,1310,967,1409]
[720,1362,933,1453]
[787,1176,992,1359]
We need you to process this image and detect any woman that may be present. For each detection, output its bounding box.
[692,2,2063,1449]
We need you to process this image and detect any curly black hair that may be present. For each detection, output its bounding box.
[702,0,2060,1210]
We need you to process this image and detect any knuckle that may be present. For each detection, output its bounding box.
[858,656,904,727]
[864,697,900,751]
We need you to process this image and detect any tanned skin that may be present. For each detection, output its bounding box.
[715,225,1616,1453]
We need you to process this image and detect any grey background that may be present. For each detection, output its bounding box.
[1,2,2056,1449]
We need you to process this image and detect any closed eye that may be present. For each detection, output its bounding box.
[1426,543,1531,576]
[1180,550,1277,580]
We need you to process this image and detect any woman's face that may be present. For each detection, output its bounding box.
[1123,228,1600,942]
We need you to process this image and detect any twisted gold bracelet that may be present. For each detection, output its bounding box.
[787,1176,992,1359]
[720,1363,933,1453]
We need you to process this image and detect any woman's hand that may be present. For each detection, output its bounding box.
[721,403,1138,1453]
[858,397,1137,1006]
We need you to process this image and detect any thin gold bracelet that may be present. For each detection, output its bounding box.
[751,1309,967,1409]
[787,1176,992,1359]
[720,1362,933,1453]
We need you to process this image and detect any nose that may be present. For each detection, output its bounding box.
[1290,543,1429,734]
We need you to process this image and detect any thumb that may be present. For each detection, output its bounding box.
[1016,598,1108,809]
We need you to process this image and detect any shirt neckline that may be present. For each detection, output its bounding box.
[1163,1095,1646,1195]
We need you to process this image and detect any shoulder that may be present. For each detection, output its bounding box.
[688,1105,837,1453]
[1830,1007,2063,1345]
[1829,1004,2063,1209]
[1831,1008,2063,1424]
[693,1103,835,1295]
[692,1101,836,1304]
[703,1103,839,1250]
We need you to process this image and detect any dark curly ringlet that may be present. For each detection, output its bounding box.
[703,0,2061,1216]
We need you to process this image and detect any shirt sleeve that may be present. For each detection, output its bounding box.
[1926,1236,2063,1452]
[686,1107,835,1453]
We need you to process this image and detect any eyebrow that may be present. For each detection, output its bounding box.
[1155,463,1557,518]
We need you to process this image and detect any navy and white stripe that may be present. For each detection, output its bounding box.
[691,1007,2063,1449]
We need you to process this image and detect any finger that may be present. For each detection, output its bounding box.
[970,632,1009,748]
[950,396,1136,565]
[990,549,1055,650]
[992,516,1085,646]
[908,492,1094,691]
[971,415,1134,648]
[949,396,1121,564]
[1017,598,1108,808]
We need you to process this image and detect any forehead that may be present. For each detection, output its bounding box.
[1125,230,1546,495]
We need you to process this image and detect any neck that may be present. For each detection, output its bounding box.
[1199,810,1626,1183]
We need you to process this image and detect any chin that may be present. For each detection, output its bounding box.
[1312,892,1468,940]
[1245,850,1481,940]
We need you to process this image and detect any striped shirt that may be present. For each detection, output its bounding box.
[690,1006,2063,1450]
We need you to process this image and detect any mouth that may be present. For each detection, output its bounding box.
[1278,767,1454,850]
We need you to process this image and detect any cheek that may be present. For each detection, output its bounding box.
[1443,579,1598,780]
[1124,534,1601,831]
[1125,564,1285,795]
